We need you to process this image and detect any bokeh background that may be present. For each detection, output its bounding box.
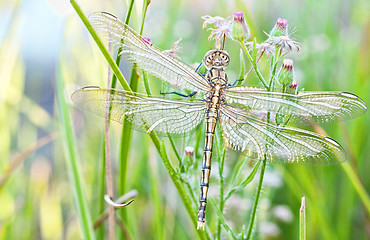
[0,0,369,239]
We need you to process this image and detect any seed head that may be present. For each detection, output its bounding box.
[202,15,226,29]
[202,15,232,49]
[267,35,301,54]
[247,41,275,58]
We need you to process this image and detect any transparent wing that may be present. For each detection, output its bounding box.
[225,86,367,123]
[72,87,206,135]
[89,12,210,92]
[220,105,346,165]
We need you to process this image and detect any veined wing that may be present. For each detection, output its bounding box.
[72,87,206,135]
[220,105,346,165]
[225,86,367,123]
[89,12,210,92]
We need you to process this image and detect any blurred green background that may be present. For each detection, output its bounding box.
[0,0,369,239]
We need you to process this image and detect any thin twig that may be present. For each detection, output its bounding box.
[243,51,264,81]
[105,31,115,240]
[0,132,59,191]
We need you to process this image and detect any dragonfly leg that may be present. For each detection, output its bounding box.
[160,91,197,97]
[228,78,244,87]
[195,62,207,76]
[195,62,203,72]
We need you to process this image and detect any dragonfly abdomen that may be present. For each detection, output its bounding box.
[197,109,217,229]
[197,82,224,229]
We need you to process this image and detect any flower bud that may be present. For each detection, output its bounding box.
[185,146,194,156]
[287,80,298,94]
[278,59,294,86]
[269,18,288,37]
[276,18,288,31]
[232,12,250,41]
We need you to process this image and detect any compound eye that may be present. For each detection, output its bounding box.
[220,53,229,66]
[204,54,214,67]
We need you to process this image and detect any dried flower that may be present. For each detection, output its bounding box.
[232,12,250,41]
[278,59,294,86]
[201,15,226,29]
[201,15,232,49]
[267,35,301,54]
[163,38,182,59]
[247,42,275,58]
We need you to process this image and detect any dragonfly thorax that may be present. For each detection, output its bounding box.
[203,50,230,69]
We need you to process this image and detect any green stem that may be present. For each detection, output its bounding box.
[70,0,130,91]
[168,135,182,166]
[210,197,237,239]
[118,1,146,231]
[245,158,266,240]
[299,197,306,240]
[239,40,268,89]
[217,144,227,240]
[110,0,135,89]
[156,139,209,240]
[224,160,261,202]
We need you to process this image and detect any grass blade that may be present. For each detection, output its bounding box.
[56,63,95,240]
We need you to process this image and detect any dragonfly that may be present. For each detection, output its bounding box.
[72,12,367,229]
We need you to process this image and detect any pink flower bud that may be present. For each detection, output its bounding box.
[288,80,297,89]
[278,59,294,86]
[232,12,250,41]
[185,146,194,156]
[276,18,288,30]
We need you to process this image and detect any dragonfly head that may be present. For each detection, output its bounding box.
[203,50,230,69]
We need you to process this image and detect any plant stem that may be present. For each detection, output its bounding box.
[156,140,210,240]
[110,0,135,89]
[217,143,227,240]
[245,158,266,240]
[239,40,268,89]
[299,196,306,240]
